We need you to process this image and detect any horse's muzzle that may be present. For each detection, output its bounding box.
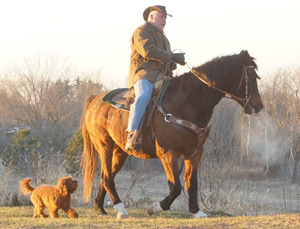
[254,102,264,113]
[244,102,263,114]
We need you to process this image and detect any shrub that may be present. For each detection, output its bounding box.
[63,128,82,175]
[1,129,42,174]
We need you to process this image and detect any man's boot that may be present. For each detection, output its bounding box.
[125,130,142,151]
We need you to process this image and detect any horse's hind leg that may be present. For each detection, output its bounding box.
[184,153,207,218]
[94,173,107,215]
[93,133,129,219]
[148,151,182,215]
[94,146,128,215]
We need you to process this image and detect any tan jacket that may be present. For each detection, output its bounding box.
[128,22,173,88]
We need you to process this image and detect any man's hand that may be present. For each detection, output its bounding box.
[171,53,186,65]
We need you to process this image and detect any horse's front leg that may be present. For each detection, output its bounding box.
[94,147,128,216]
[184,150,207,218]
[148,151,181,215]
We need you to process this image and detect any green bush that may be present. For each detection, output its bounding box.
[1,129,42,174]
[63,128,82,175]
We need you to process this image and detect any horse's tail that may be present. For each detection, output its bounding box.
[80,94,99,203]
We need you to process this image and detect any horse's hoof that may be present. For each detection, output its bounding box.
[193,210,208,218]
[114,202,129,220]
[99,212,108,216]
[148,202,162,215]
[117,213,129,220]
[94,204,107,215]
[147,205,154,215]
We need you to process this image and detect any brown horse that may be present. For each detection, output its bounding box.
[80,50,263,219]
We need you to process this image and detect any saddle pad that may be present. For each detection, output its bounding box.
[102,88,130,111]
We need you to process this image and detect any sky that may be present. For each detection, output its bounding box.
[0,0,299,88]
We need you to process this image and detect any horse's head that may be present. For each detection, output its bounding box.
[190,50,263,115]
[233,50,264,114]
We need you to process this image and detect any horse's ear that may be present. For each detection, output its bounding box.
[240,50,249,56]
[241,50,252,64]
[241,50,257,68]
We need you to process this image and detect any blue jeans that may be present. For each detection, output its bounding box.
[127,79,154,131]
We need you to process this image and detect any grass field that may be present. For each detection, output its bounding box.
[0,206,300,228]
[1,166,300,228]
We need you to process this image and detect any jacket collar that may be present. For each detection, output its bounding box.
[145,22,163,33]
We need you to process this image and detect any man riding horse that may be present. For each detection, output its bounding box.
[80,4,263,219]
[125,5,186,151]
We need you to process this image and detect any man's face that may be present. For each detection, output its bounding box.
[151,11,166,32]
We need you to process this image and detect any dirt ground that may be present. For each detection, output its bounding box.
[110,170,300,216]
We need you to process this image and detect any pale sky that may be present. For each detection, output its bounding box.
[0,0,299,88]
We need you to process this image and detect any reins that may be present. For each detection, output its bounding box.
[172,49,253,106]
[186,63,253,105]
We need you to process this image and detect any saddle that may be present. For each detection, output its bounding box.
[111,88,135,109]
[103,77,172,113]
[101,78,171,152]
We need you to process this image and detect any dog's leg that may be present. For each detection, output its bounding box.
[49,208,59,218]
[33,204,48,218]
[32,207,48,218]
[33,207,39,218]
[65,208,79,218]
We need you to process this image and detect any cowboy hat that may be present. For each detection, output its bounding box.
[143,5,172,21]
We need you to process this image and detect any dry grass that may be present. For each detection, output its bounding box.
[1,158,300,228]
[0,206,300,228]
[1,166,300,213]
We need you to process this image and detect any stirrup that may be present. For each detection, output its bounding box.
[125,130,142,151]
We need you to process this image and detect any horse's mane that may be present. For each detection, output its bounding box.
[178,51,257,83]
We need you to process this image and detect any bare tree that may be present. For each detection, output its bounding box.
[0,55,105,151]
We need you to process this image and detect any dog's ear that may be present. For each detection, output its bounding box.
[57,176,72,196]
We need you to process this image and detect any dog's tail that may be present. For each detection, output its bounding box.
[19,178,35,195]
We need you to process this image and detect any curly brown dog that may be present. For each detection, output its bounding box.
[19,176,78,218]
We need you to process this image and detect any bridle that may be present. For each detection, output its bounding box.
[187,64,258,109]
[171,49,259,108]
